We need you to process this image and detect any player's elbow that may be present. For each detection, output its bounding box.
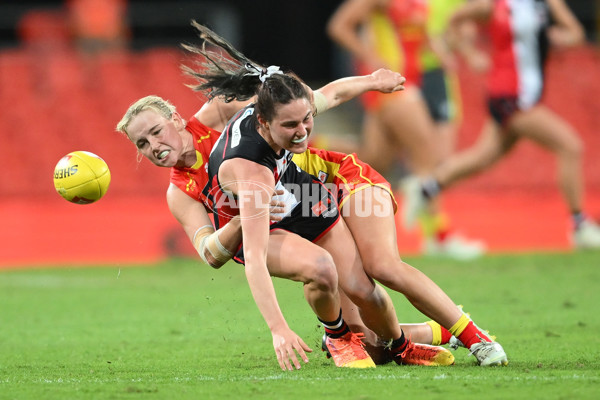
[203,250,225,269]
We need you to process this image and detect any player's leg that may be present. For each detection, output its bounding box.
[343,186,462,327]
[508,105,600,248]
[508,105,582,209]
[316,215,454,366]
[434,118,516,188]
[338,289,461,365]
[378,86,440,175]
[355,111,397,174]
[402,118,516,229]
[335,289,394,365]
[422,67,461,162]
[265,230,340,322]
[266,230,375,368]
[316,217,402,342]
[378,86,482,258]
[342,186,507,365]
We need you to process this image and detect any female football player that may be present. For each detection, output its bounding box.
[404,0,600,250]
[326,0,485,259]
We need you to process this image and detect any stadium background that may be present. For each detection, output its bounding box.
[1,0,599,267]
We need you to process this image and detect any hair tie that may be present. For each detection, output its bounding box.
[245,63,283,83]
[259,65,283,83]
[245,63,261,76]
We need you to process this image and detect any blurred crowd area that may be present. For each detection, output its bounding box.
[0,0,599,266]
[1,0,600,200]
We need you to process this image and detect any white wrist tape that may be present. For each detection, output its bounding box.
[193,225,233,266]
[313,90,329,115]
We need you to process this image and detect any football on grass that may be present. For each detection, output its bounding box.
[53,151,111,204]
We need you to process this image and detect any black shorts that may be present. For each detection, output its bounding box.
[233,172,340,265]
[421,68,452,123]
[487,96,520,126]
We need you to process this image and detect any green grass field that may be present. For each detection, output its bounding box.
[1,251,599,400]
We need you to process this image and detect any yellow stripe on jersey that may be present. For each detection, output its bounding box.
[292,151,340,184]
[368,11,403,71]
[340,153,376,185]
[189,150,204,170]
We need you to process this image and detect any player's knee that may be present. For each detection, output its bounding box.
[305,252,338,292]
[343,280,380,306]
[360,250,402,281]
[363,255,393,280]
[562,135,583,161]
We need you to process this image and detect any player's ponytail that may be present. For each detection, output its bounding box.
[182,21,310,122]
[182,21,264,102]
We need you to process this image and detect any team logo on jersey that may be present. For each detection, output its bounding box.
[311,197,335,217]
[312,201,327,217]
[317,170,329,183]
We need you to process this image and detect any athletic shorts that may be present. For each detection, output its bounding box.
[421,67,453,123]
[334,153,398,213]
[233,176,340,265]
[487,96,521,127]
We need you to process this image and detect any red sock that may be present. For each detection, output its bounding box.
[457,321,492,349]
[440,326,452,345]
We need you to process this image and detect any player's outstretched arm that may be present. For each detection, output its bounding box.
[313,69,405,114]
[223,159,311,371]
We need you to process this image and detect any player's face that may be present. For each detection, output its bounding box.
[126,109,185,167]
[266,98,313,153]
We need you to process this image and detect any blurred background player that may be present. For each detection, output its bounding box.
[403,0,600,250]
[326,0,485,260]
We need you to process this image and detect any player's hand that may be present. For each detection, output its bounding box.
[272,328,313,371]
[370,68,406,93]
[269,189,288,222]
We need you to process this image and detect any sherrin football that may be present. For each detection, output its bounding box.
[53,151,111,204]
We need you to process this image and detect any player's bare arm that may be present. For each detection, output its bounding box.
[167,183,240,268]
[314,69,405,113]
[220,158,310,370]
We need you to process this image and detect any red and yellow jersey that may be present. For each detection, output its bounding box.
[386,0,428,85]
[292,147,397,212]
[358,0,429,110]
[169,116,221,208]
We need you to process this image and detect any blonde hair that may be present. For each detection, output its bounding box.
[116,95,177,136]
